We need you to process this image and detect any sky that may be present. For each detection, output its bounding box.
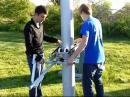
[110,0,130,9]
[31,0,49,6]
[31,0,130,10]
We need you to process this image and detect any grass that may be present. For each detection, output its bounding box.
[0,31,130,96]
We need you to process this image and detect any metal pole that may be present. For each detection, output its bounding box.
[60,0,75,96]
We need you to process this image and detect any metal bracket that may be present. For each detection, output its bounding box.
[30,44,80,89]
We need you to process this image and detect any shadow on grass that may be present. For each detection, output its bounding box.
[0,75,29,89]
[104,38,130,45]
[0,31,24,43]
[105,88,130,97]
[0,70,62,89]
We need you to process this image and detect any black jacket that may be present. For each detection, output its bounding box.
[24,18,58,55]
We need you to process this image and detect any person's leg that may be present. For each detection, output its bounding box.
[27,54,37,97]
[82,64,96,97]
[27,54,33,73]
[35,54,44,97]
[93,65,104,97]
[35,63,43,97]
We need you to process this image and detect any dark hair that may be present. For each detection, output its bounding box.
[79,4,92,15]
[35,5,48,15]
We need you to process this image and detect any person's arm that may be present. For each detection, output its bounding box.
[24,25,34,53]
[74,38,82,44]
[68,21,90,65]
[68,36,88,65]
[43,32,58,42]
[43,31,62,44]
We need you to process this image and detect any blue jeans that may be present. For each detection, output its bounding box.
[82,64,104,97]
[27,54,43,97]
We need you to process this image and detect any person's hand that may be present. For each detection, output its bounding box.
[67,56,74,65]
[35,54,44,64]
[74,38,82,44]
[37,58,44,65]
[57,39,62,45]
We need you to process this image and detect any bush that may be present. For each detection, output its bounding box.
[44,5,82,37]
[0,24,11,31]
[44,5,61,35]
[0,3,130,39]
[0,23,24,32]
[74,9,82,38]
[0,0,34,32]
[102,20,130,38]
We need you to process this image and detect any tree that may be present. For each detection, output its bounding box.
[92,0,112,22]
[0,0,35,23]
[50,0,60,5]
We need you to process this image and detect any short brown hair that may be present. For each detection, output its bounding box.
[35,5,48,15]
[79,4,92,15]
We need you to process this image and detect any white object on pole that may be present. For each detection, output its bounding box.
[31,54,36,84]
[30,63,55,89]
[60,0,75,96]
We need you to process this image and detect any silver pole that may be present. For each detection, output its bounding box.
[60,0,75,96]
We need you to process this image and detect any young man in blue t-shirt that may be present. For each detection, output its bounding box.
[68,4,105,97]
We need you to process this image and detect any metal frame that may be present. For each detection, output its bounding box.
[30,43,79,95]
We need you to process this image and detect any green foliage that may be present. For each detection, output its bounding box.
[92,0,112,22]
[103,21,130,38]
[0,0,130,38]
[0,0,35,32]
[44,5,61,35]
[0,23,24,32]
[50,0,60,5]
[44,5,82,37]
[0,0,34,22]
[74,9,82,38]
[102,2,130,38]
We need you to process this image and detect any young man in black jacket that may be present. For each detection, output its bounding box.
[24,5,61,97]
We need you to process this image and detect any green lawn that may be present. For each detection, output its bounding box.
[0,31,130,96]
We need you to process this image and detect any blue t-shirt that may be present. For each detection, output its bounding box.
[80,16,105,64]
